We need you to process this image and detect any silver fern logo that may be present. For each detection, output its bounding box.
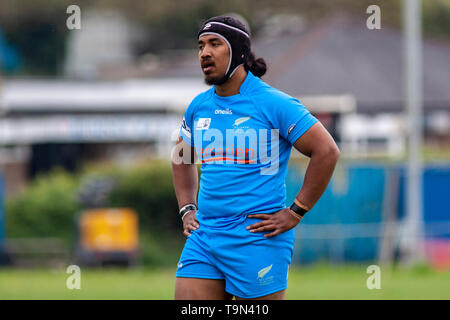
[257,264,274,285]
[233,116,251,128]
[257,264,273,278]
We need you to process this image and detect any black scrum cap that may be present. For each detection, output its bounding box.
[198,16,251,80]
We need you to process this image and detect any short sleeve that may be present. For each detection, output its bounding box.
[276,96,318,145]
[179,99,197,146]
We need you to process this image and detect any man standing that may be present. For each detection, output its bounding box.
[172,15,340,300]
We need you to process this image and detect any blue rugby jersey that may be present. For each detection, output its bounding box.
[179,71,318,226]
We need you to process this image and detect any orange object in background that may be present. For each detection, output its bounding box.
[80,208,138,252]
[426,239,450,270]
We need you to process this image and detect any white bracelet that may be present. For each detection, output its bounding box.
[181,210,194,221]
[179,203,197,220]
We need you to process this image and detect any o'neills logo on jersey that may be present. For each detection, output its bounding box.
[288,124,296,135]
[214,108,233,115]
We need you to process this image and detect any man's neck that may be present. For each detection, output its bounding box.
[214,66,247,97]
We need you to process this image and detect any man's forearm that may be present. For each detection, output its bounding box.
[172,162,199,209]
[295,147,339,210]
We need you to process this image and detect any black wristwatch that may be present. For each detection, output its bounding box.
[289,202,308,217]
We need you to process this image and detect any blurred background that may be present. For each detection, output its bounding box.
[0,0,449,299]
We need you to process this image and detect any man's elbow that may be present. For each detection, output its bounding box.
[327,143,340,162]
[315,143,340,162]
[330,144,340,160]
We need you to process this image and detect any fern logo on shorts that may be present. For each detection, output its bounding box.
[257,264,274,286]
[258,264,272,278]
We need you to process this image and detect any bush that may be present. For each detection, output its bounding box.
[5,160,186,266]
[80,160,182,233]
[6,168,80,242]
[138,231,184,267]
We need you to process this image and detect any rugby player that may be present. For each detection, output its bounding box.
[172,15,340,300]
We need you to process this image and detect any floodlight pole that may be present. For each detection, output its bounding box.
[402,0,425,264]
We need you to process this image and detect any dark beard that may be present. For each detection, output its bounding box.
[204,73,229,86]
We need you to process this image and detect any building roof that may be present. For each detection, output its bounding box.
[2,14,449,116]
[264,15,450,113]
[0,78,209,114]
[155,14,450,114]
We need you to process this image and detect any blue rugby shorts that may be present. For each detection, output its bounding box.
[176,212,295,299]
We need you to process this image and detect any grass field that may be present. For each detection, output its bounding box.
[1,264,449,299]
